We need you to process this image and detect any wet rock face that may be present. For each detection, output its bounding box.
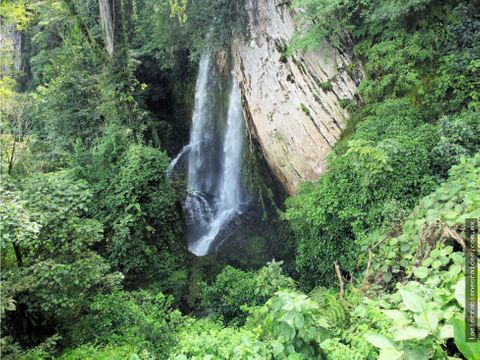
[232,0,359,195]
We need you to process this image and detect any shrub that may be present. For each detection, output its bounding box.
[68,290,182,357]
[201,261,295,325]
[171,319,271,360]
[284,99,442,288]
[101,144,187,289]
[0,172,121,346]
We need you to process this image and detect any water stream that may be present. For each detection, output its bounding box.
[169,53,247,256]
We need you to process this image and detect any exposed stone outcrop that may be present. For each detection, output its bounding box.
[98,0,134,56]
[0,24,23,72]
[232,0,359,194]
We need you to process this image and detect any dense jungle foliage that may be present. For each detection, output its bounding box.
[0,0,479,359]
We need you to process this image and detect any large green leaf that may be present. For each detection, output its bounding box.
[364,333,395,349]
[399,289,426,313]
[279,322,295,341]
[384,309,409,322]
[437,324,454,340]
[413,266,429,279]
[394,326,429,341]
[414,310,439,332]
[378,348,403,360]
[452,318,480,360]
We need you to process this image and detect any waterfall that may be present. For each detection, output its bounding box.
[217,82,245,212]
[11,29,22,72]
[166,144,191,177]
[186,54,220,196]
[99,0,114,55]
[188,77,246,256]
[170,53,247,256]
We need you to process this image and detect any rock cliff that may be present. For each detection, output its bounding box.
[232,0,359,194]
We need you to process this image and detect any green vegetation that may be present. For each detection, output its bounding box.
[1,0,479,359]
[300,103,311,116]
[286,0,480,287]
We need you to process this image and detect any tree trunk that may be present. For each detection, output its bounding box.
[13,243,23,267]
[7,138,16,175]
[7,139,23,267]
[112,0,133,56]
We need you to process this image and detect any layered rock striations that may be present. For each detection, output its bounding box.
[232,0,359,194]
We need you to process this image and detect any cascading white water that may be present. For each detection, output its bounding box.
[189,78,246,256]
[218,82,245,211]
[168,53,247,256]
[187,54,219,195]
[166,143,191,177]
